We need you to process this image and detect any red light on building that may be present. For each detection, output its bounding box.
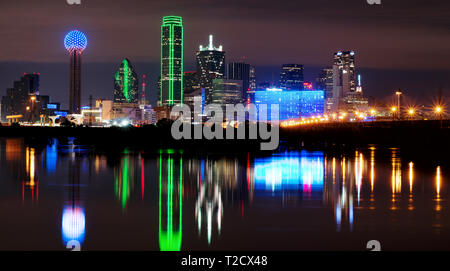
[303,82,313,90]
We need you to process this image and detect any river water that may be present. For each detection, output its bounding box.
[0,137,447,250]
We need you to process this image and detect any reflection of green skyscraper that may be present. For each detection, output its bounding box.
[114,58,139,103]
[158,152,183,251]
[161,16,183,106]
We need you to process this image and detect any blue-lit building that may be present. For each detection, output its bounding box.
[252,88,324,121]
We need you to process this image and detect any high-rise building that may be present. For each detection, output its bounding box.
[279,64,304,90]
[196,35,225,104]
[114,58,139,103]
[316,67,333,98]
[1,74,39,120]
[227,62,250,100]
[333,51,356,95]
[1,73,54,122]
[64,30,87,114]
[249,66,256,92]
[183,71,200,94]
[316,67,334,113]
[161,16,183,106]
[211,79,243,107]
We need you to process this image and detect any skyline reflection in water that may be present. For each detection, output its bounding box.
[0,138,448,250]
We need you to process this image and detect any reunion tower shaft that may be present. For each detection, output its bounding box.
[69,49,82,114]
[64,30,87,114]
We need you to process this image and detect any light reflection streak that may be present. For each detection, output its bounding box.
[254,151,324,192]
[408,162,414,211]
[370,147,375,193]
[195,159,224,245]
[391,149,401,210]
[436,166,441,197]
[354,152,363,204]
[409,162,414,194]
[158,152,183,251]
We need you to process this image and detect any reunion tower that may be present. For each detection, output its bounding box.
[64,30,87,114]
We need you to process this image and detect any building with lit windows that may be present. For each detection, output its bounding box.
[249,66,257,92]
[333,51,356,95]
[211,79,243,107]
[316,67,334,113]
[183,71,201,94]
[279,64,304,90]
[316,67,333,98]
[228,62,250,99]
[253,88,324,121]
[1,73,39,121]
[161,16,183,106]
[196,35,225,104]
[0,73,57,123]
[114,58,139,103]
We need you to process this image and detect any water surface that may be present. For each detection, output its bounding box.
[0,138,447,250]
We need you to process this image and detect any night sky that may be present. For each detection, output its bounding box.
[0,0,449,108]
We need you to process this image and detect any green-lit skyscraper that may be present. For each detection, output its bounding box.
[114,58,139,103]
[161,16,183,106]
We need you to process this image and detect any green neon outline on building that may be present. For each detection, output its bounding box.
[161,16,183,106]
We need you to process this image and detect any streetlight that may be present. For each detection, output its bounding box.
[391,106,397,121]
[435,106,443,128]
[408,108,415,120]
[395,90,402,120]
[370,108,376,122]
[435,106,442,114]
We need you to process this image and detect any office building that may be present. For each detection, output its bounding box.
[183,71,201,94]
[228,62,250,99]
[161,16,183,106]
[249,66,257,92]
[114,58,139,103]
[196,35,225,103]
[316,67,333,98]
[253,88,324,121]
[1,73,49,122]
[333,51,356,95]
[316,67,334,113]
[64,30,88,114]
[279,64,304,90]
[211,79,243,107]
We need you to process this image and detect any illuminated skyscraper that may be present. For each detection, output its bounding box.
[161,16,183,106]
[64,30,87,114]
[316,67,334,113]
[114,58,139,103]
[249,66,257,92]
[211,79,243,108]
[196,35,225,104]
[228,62,250,99]
[279,64,304,90]
[1,73,40,120]
[316,67,333,97]
[333,51,356,94]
